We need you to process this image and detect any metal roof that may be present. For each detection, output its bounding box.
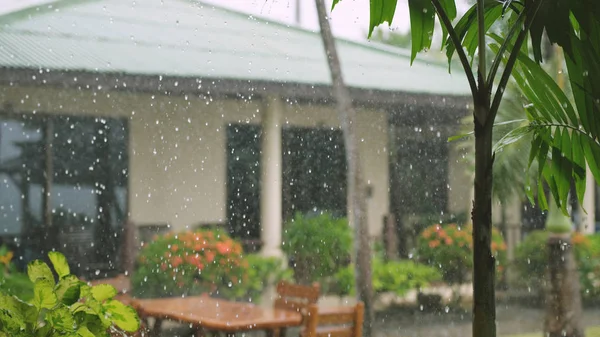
[0,0,470,97]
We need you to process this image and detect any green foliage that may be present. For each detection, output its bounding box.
[514,231,600,299]
[240,254,293,302]
[282,212,352,283]
[132,229,247,300]
[330,258,441,297]
[0,245,33,301]
[417,223,507,284]
[0,271,33,301]
[0,252,139,337]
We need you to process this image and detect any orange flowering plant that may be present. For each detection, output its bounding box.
[417,223,507,284]
[132,229,248,299]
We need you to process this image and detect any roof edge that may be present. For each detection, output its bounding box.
[0,0,101,25]
[0,66,471,111]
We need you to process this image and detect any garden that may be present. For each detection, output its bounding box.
[2,212,600,336]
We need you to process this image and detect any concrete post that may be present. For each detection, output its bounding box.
[580,165,596,234]
[260,96,284,258]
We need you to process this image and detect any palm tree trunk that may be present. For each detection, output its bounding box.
[472,106,497,337]
[314,0,374,335]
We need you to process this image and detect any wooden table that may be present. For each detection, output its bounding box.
[132,296,303,337]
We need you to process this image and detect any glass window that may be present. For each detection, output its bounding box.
[0,113,128,276]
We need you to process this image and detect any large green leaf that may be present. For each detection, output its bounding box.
[48,252,70,279]
[32,279,57,310]
[408,0,434,63]
[103,300,140,332]
[76,326,96,337]
[0,294,26,332]
[367,0,398,38]
[46,305,76,333]
[27,260,54,283]
[445,2,501,65]
[55,275,82,306]
[91,284,117,302]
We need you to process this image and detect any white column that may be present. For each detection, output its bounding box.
[260,96,284,258]
[580,165,596,234]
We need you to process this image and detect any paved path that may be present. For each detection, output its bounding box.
[375,305,600,337]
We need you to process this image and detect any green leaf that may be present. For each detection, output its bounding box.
[32,279,57,310]
[0,294,26,332]
[27,260,54,283]
[79,284,92,299]
[91,284,117,302]
[582,137,600,184]
[408,0,435,64]
[448,131,473,142]
[368,0,399,38]
[103,300,140,332]
[55,275,82,306]
[438,0,457,47]
[76,326,96,337]
[48,252,70,279]
[571,132,587,206]
[493,125,531,153]
[46,305,76,332]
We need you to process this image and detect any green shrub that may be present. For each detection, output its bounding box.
[329,258,442,297]
[416,223,507,284]
[282,212,352,284]
[241,254,294,302]
[0,245,33,301]
[0,252,139,337]
[132,229,248,299]
[515,230,600,299]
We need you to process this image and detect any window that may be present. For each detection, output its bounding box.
[0,113,128,276]
[282,126,347,220]
[226,124,347,243]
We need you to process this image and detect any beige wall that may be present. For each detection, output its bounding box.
[0,86,389,236]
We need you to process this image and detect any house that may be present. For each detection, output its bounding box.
[0,0,482,276]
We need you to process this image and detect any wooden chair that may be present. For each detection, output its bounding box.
[271,281,320,337]
[302,302,364,337]
[274,281,321,313]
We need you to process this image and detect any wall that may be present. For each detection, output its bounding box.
[0,85,390,237]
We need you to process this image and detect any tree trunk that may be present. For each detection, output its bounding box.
[544,235,585,337]
[472,106,496,337]
[314,0,374,335]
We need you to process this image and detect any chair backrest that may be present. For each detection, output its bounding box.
[274,281,320,313]
[303,302,365,337]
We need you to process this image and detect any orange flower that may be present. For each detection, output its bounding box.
[0,251,13,266]
[172,256,183,268]
[444,237,453,245]
[216,242,231,254]
[160,263,168,271]
[205,251,216,263]
[428,240,440,248]
[171,244,179,253]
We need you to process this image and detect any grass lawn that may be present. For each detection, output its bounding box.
[503,326,600,337]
